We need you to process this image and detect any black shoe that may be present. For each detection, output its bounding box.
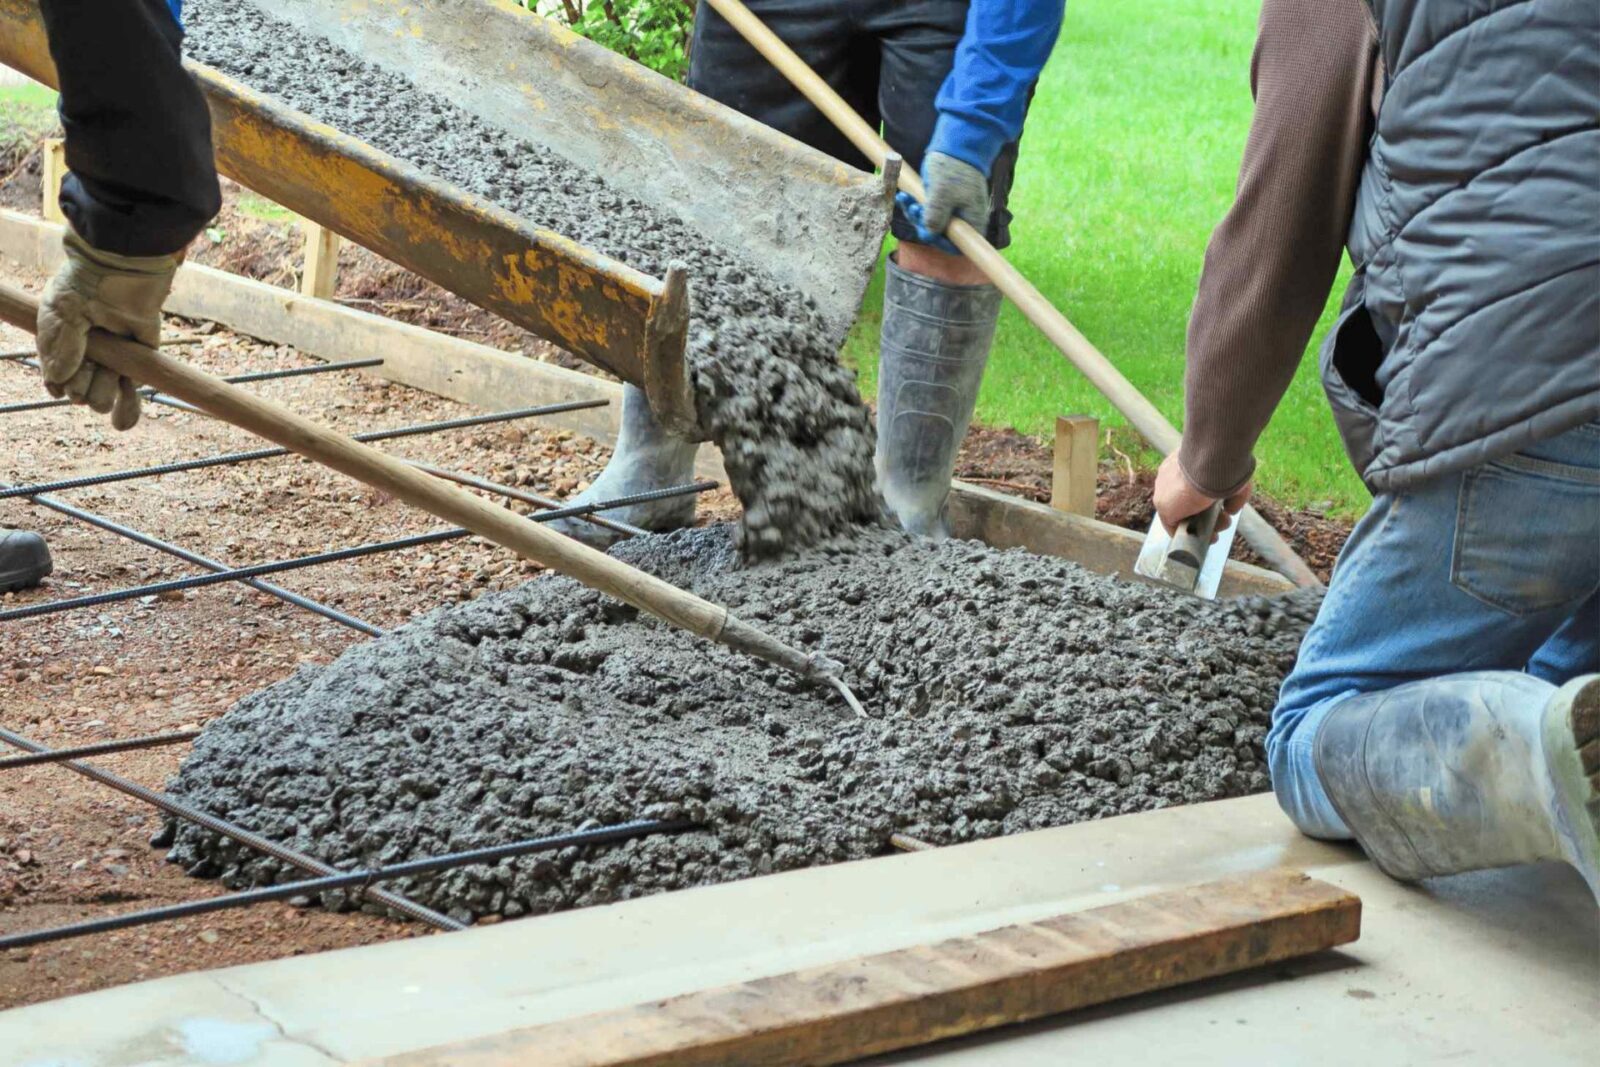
[0,529,52,592]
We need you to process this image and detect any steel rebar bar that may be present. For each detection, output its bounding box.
[6,487,385,636]
[414,461,649,539]
[0,730,202,769]
[0,358,385,415]
[7,355,205,414]
[0,725,464,931]
[0,819,696,951]
[0,481,715,623]
[0,399,609,500]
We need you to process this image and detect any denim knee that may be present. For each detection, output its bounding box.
[1265,695,1354,841]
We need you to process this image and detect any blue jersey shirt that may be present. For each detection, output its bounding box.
[930,0,1066,174]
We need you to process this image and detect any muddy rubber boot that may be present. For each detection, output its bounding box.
[0,529,51,593]
[874,257,1001,538]
[1314,673,1600,901]
[542,384,700,547]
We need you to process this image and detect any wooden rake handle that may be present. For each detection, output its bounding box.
[0,282,855,701]
[702,0,1320,590]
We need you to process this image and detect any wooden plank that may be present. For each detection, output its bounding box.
[948,481,1295,597]
[40,137,64,223]
[373,870,1360,1067]
[298,217,341,300]
[1050,414,1098,517]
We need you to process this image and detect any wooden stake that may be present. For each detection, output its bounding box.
[372,869,1360,1067]
[1051,414,1099,517]
[298,216,341,300]
[700,0,1320,590]
[40,137,64,224]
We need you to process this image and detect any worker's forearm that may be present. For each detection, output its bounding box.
[929,0,1065,174]
[1179,0,1378,496]
[39,0,220,257]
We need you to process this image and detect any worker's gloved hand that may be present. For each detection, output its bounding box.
[36,231,178,431]
[1153,451,1251,539]
[895,151,991,255]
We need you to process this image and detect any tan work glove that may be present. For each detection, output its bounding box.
[37,231,179,431]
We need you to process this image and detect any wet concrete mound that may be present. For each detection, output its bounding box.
[183,0,881,560]
[166,526,1319,924]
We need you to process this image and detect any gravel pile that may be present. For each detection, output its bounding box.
[183,0,880,561]
[166,526,1319,924]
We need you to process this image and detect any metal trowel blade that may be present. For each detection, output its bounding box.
[1133,512,1238,600]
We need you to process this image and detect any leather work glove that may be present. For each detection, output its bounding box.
[37,231,178,431]
[895,151,992,255]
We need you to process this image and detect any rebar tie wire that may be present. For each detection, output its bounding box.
[0,724,463,931]
[0,357,385,415]
[0,398,609,500]
[0,819,697,951]
[0,480,717,623]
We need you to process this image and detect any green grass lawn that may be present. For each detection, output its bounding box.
[841,0,1368,517]
[0,81,57,143]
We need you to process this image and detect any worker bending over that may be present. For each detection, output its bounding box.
[556,0,1064,543]
[3,0,221,589]
[1158,0,1599,898]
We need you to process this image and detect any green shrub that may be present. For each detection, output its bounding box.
[520,0,697,81]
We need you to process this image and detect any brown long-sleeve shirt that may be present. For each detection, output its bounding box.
[1179,0,1383,497]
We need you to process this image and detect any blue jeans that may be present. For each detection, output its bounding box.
[1268,421,1600,838]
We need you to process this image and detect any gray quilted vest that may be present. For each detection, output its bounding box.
[1324,0,1600,492]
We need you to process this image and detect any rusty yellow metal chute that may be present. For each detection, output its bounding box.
[0,0,892,436]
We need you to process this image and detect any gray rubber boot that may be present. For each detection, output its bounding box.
[875,256,1001,538]
[1314,672,1600,901]
[0,529,51,593]
[543,384,700,547]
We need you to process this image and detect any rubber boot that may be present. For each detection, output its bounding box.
[542,384,700,547]
[0,529,51,593]
[874,256,1001,538]
[1314,673,1600,901]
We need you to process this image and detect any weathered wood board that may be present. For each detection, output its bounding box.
[372,869,1360,1067]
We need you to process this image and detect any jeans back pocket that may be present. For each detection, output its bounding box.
[1452,448,1600,616]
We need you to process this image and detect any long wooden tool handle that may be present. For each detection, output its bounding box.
[703,0,1320,590]
[0,283,743,645]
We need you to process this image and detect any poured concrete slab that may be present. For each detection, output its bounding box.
[4,794,1595,1065]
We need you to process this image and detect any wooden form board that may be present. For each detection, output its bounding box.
[373,869,1360,1067]
[0,209,1294,596]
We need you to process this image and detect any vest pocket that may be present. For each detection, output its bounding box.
[1329,296,1385,409]
[1320,273,1385,479]
[1451,453,1600,616]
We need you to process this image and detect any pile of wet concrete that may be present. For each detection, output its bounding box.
[183,0,879,561]
[166,526,1319,924]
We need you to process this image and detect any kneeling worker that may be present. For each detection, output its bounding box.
[556,0,1064,543]
[4,0,221,591]
[1157,0,1599,898]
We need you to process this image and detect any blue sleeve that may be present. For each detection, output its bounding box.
[929,0,1065,175]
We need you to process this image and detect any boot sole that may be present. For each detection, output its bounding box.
[1542,677,1600,902]
[0,555,52,593]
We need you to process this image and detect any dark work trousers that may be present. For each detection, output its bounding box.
[687,0,1025,249]
[39,0,219,256]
